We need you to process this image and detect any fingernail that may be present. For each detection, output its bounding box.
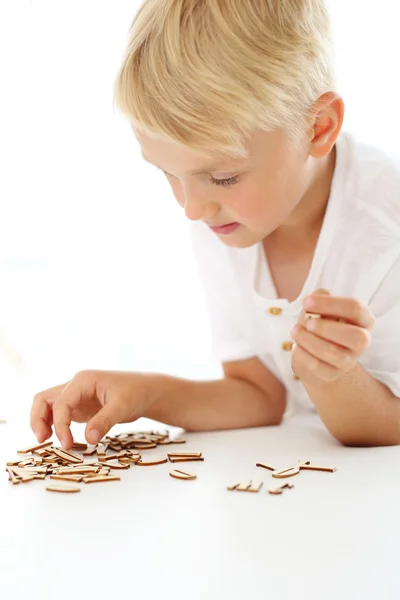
[87,429,100,445]
[61,438,68,449]
[34,431,41,442]
[290,325,298,337]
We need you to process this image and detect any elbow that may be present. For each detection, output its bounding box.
[332,428,400,448]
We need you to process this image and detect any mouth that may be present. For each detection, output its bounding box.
[208,222,240,235]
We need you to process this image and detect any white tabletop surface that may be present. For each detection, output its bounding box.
[1,412,400,600]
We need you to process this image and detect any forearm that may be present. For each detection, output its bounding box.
[304,362,400,446]
[143,374,285,431]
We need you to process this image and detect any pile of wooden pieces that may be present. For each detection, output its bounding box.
[5,431,200,493]
[228,460,337,495]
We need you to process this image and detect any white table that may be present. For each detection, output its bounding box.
[1,412,399,600]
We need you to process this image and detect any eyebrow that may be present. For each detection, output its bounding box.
[141,154,244,176]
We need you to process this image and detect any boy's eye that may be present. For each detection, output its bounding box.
[159,168,239,188]
[210,175,239,187]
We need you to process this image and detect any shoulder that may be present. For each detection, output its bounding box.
[341,132,400,231]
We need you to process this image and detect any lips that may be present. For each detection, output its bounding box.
[208,222,240,235]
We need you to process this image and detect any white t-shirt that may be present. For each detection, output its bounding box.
[189,132,400,416]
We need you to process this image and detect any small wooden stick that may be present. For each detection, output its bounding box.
[299,465,337,473]
[50,474,83,483]
[305,313,322,320]
[17,441,53,454]
[167,452,202,458]
[256,463,276,471]
[58,466,98,475]
[169,439,186,444]
[82,475,121,483]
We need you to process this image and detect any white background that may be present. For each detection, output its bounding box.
[0,0,399,421]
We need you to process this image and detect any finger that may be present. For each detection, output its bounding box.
[30,396,53,442]
[52,399,74,449]
[304,318,372,354]
[292,343,340,383]
[303,295,375,329]
[85,403,123,445]
[291,324,356,370]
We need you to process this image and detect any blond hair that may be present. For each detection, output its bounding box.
[114,0,335,157]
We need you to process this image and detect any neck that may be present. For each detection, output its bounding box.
[272,146,337,244]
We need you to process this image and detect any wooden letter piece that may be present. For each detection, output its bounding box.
[227,483,241,491]
[305,313,322,320]
[52,448,83,464]
[136,458,168,466]
[272,467,300,479]
[168,457,204,464]
[169,470,196,481]
[247,481,264,493]
[236,481,253,492]
[105,461,130,470]
[46,484,81,493]
[268,482,294,495]
[6,468,21,485]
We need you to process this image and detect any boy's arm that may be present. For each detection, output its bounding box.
[291,289,400,447]
[144,357,287,431]
[303,362,400,446]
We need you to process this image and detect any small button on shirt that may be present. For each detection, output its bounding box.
[189,132,400,417]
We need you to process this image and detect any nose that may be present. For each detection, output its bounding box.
[182,187,219,222]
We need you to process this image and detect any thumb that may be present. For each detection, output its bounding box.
[85,403,122,445]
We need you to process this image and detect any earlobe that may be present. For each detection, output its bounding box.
[309,93,345,159]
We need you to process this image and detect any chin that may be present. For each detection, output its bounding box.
[218,230,264,249]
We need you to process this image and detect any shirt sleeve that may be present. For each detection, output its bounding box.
[188,222,260,363]
[360,251,400,398]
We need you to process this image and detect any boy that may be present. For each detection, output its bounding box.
[30,0,400,448]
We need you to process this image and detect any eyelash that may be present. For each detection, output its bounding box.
[159,169,239,188]
[210,175,240,187]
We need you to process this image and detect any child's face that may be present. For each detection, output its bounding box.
[137,128,318,248]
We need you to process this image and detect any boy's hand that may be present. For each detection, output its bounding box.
[290,289,375,385]
[30,370,156,449]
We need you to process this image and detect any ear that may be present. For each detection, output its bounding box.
[309,92,345,159]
